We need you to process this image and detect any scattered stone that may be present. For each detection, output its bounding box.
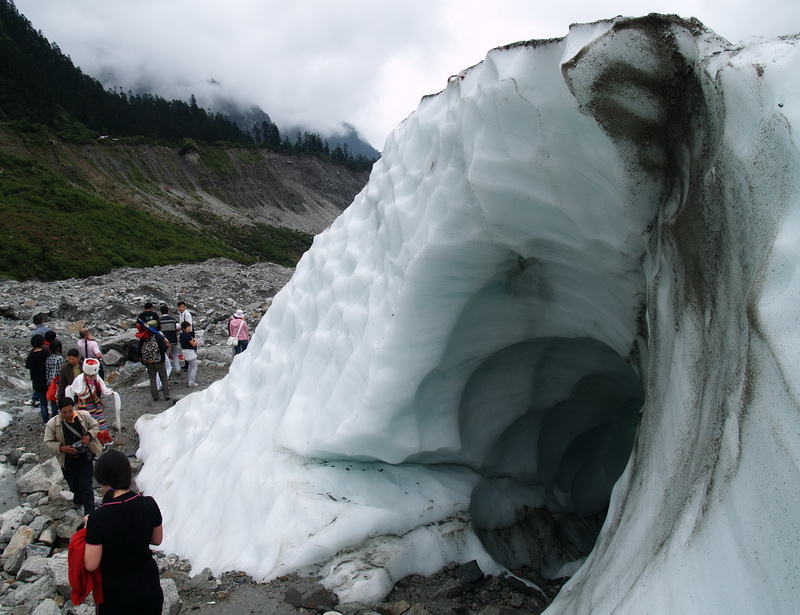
[376,599,411,615]
[186,567,219,592]
[452,560,483,586]
[430,579,462,600]
[285,578,337,611]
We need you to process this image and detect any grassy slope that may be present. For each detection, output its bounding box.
[0,126,316,281]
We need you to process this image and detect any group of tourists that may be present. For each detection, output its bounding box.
[22,301,254,614]
[134,300,200,400]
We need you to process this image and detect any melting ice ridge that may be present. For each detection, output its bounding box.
[137,16,800,614]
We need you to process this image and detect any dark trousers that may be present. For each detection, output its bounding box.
[62,457,95,515]
[32,390,48,423]
[146,361,170,400]
[234,340,249,354]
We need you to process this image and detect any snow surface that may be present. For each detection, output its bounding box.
[137,15,800,612]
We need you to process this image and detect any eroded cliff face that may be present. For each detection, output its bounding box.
[0,126,370,235]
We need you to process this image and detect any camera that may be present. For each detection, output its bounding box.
[72,441,93,461]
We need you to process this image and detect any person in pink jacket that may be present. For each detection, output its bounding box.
[228,309,250,355]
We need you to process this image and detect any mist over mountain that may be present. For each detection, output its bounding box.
[0,1,372,281]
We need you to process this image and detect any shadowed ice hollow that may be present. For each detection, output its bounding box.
[137,15,800,613]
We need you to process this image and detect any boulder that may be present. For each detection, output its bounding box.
[186,566,219,591]
[45,552,70,598]
[285,578,337,611]
[161,577,182,615]
[3,525,34,559]
[3,574,56,606]
[32,598,62,615]
[17,555,48,582]
[55,510,84,540]
[0,506,36,543]
[16,458,65,495]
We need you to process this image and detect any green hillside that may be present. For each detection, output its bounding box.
[0,1,369,281]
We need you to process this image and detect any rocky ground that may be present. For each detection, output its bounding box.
[0,260,565,614]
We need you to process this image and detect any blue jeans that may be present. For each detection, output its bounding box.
[32,391,48,423]
[235,340,249,354]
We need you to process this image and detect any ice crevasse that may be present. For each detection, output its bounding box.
[137,15,800,613]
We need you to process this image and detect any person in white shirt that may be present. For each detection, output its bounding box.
[177,301,193,332]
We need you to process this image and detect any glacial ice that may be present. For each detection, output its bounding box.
[137,15,800,613]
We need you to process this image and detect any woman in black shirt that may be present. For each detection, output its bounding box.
[84,450,164,614]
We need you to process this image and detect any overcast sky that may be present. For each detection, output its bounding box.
[13,0,800,149]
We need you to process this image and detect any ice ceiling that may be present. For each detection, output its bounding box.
[137,15,800,613]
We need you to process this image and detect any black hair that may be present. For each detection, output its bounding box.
[44,330,57,343]
[181,321,192,330]
[177,300,186,307]
[160,304,169,314]
[59,397,75,409]
[49,339,63,354]
[32,314,44,325]
[94,450,132,490]
[144,302,154,310]
[31,334,44,348]
[67,348,80,358]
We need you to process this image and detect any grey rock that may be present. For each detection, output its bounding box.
[3,526,34,559]
[285,578,337,611]
[25,545,51,559]
[336,602,378,615]
[452,560,483,585]
[0,508,35,543]
[17,454,39,467]
[27,516,49,540]
[3,548,26,575]
[186,566,218,591]
[102,348,125,366]
[44,552,69,598]
[65,602,97,615]
[430,579,462,600]
[376,600,411,615]
[38,526,57,546]
[476,606,519,615]
[32,598,62,615]
[55,510,83,540]
[7,450,25,467]
[16,459,65,495]
[3,574,55,606]
[16,556,48,582]
[161,577,182,615]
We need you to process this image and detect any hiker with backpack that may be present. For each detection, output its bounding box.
[136,320,171,402]
[158,304,181,376]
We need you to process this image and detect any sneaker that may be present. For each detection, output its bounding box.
[23,399,34,406]
[188,382,198,387]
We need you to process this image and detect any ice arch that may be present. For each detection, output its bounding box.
[137,15,800,613]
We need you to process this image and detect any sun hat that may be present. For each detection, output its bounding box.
[234,309,244,318]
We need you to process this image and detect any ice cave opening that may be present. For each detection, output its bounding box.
[461,336,643,575]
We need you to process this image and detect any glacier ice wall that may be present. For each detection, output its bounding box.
[137,15,800,613]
